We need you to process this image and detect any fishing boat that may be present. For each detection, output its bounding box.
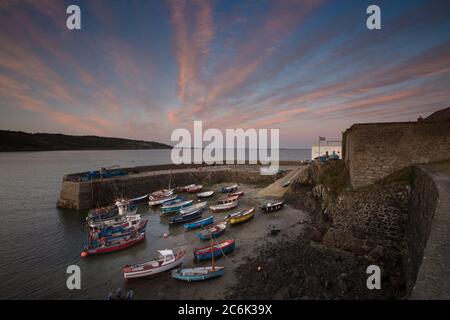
[210,200,238,212]
[178,184,196,192]
[128,194,149,204]
[186,184,203,193]
[180,201,207,214]
[88,213,141,229]
[171,266,225,282]
[261,200,284,213]
[197,191,214,198]
[193,239,236,262]
[88,205,119,222]
[168,204,205,224]
[196,222,227,240]
[184,216,214,231]
[115,199,138,216]
[122,248,186,279]
[218,195,239,204]
[229,191,244,198]
[91,219,148,239]
[81,231,146,257]
[221,184,238,193]
[161,199,193,214]
[148,194,179,206]
[149,189,174,200]
[172,229,225,282]
[225,207,255,225]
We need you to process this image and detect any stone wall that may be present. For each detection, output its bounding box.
[343,121,450,188]
[57,166,280,210]
[407,165,450,299]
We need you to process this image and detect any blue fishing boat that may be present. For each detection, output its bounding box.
[184,216,214,231]
[196,222,227,240]
[193,239,236,262]
[171,266,224,282]
[161,199,193,214]
[168,207,204,224]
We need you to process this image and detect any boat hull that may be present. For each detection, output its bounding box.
[184,216,214,230]
[168,208,203,224]
[82,232,146,257]
[123,252,185,279]
[171,267,224,282]
[229,211,254,225]
[194,240,235,261]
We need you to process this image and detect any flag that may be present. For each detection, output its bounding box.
[319,136,326,141]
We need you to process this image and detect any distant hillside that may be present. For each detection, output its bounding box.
[0,130,172,152]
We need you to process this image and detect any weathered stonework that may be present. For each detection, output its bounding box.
[343,115,450,188]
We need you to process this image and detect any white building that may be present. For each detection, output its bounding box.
[311,140,342,159]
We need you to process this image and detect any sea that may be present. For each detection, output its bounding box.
[0,148,310,299]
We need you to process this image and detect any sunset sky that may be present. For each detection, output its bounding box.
[1,0,449,147]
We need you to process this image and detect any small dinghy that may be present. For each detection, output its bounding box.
[178,184,196,192]
[184,216,214,231]
[123,248,185,279]
[228,191,244,198]
[261,200,284,213]
[221,184,238,193]
[194,239,236,262]
[128,194,150,204]
[196,222,227,240]
[225,207,255,225]
[148,194,179,206]
[197,190,214,198]
[171,266,224,282]
[161,200,193,214]
[218,195,239,204]
[210,200,238,212]
[186,184,203,193]
[81,231,146,257]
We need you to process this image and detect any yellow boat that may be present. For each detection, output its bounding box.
[226,207,255,225]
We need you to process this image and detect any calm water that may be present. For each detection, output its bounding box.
[0,149,310,299]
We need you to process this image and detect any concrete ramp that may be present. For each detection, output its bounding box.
[259,166,307,197]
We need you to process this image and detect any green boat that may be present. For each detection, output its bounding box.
[161,200,193,214]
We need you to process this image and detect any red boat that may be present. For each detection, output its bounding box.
[229,191,244,198]
[81,232,146,257]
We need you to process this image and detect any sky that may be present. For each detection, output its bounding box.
[0,0,449,148]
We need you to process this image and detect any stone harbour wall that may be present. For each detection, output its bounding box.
[343,121,450,188]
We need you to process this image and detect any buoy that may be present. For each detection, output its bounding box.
[163,232,169,239]
[257,266,263,272]
[81,251,88,257]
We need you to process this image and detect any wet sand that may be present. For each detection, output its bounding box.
[121,183,310,300]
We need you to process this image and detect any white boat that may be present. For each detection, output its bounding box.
[210,200,238,212]
[149,189,174,200]
[179,201,207,215]
[123,249,186,279]
[197,191,214,198]
[148,194,178,206]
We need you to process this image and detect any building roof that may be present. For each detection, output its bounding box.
[311,141,342,147]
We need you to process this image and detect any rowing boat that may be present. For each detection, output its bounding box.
[197,191,214,198]
[183,216,214,231]
[161,200,193,214]
[210,200,238,212]
[261,200,284,213]
[196,222,227,240]
[186,185,203,193]
[225,207,255,225]
[148,194,179,206]
[228,191,244,198]
[171,266,224,282]
[123,248,185,279]
[168,206,205,224]
[193,239,235,261]
[178,184,196,192]
[149,189,174,199]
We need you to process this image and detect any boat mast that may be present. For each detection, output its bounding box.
[210,229,215,271]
